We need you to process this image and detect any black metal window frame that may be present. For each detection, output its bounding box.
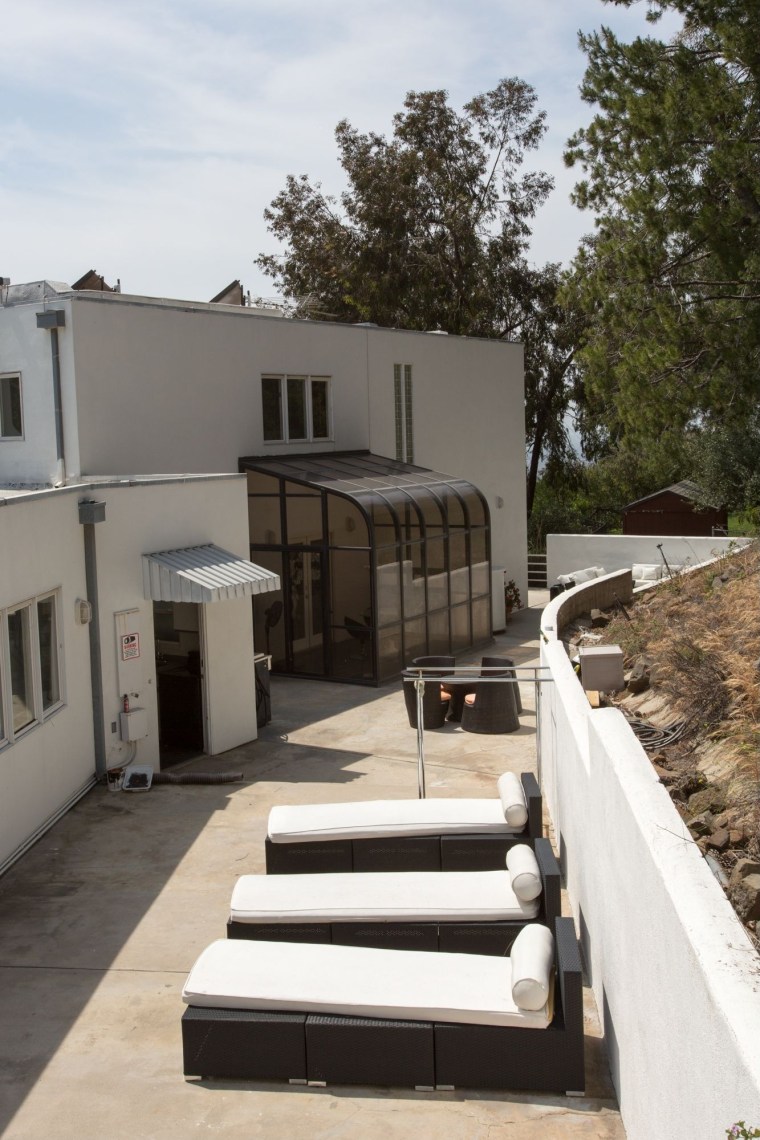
[242,452,491,684]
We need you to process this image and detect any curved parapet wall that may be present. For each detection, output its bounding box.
[538,573,760,1138]
[540,568,632,644]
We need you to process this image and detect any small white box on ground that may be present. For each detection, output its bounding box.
[578,646,625,692]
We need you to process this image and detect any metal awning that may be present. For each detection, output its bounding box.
[142,544,280,604]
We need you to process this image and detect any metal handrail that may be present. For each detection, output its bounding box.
[402,664,553,799]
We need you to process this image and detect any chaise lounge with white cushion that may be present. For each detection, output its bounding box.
[181,917,584,1093]
[265,770,542,874]
[229,839,559,955]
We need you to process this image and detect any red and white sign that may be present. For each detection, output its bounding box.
[120,632,141,661]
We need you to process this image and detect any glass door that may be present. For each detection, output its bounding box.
[289,538,324,674]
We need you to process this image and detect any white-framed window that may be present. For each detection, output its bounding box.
[262,375,331,443]
[0,373,23,439]
[394,363,414,462]
[0,589,63,747]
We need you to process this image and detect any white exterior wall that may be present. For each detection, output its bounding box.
[547,532,749,585]
[539,589,760,1139]
[69,297,371,474]
[92,476,257,768]
[0,491,94,870]
[0,302,79,486]
[0,475,258,871]
[366,329,527,601]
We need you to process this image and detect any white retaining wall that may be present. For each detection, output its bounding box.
[546,533,749,586]
[540,583,760,1139]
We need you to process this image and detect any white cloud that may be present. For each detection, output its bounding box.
[0,0,681,299]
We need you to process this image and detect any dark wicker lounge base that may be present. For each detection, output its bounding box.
[182,918,584,1094]
[230,838,560,956]
[265,772,542,874]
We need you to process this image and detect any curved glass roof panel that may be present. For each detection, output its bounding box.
[239,452,488,524]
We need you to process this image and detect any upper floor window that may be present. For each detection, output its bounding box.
[394,364,414,463]
[0,374,23,439]
[1,589,63,748]
[262,375,331,443]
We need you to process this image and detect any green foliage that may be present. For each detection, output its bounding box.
[528,430,691,550]
[687,410,760,528]
[727,1122,760,1139]
[504,579,522,612]
[256,81,584,510]
[564,0,760,441]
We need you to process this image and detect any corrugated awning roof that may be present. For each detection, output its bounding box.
[142,544,280,603]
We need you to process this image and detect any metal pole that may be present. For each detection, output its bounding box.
[415,675,426,799]
[535,670,542,786]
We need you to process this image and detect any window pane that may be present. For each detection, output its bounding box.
[462,488,487,527]
[439,485,466,528]
[402,543,425,616]
[0,375,23,437]
[471,529,490,596]
[311,379,329,439]
[330,550,371,625]
[450,604,471,652]
[37,596,60,710]
[472,596,491,643]
[261,377,283,441]
[251,554,285,668]
[426,536,448,610]
[413,489,444,535]
[8,606,35,732]
[367,495,399,546]
[378,626,403,682]
[428,609,449,655]
[248,495,281,545]
[403,617,427,663]
[376,557,401,626]
[328,496,368,547]
[286,494,323,543]
[287,377,307,440]
[246,470,280,495]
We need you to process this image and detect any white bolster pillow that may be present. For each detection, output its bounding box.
[510,923,554,1011]
[497,772,528,829]
[506,844,542,901]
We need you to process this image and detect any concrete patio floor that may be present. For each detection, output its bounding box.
[0,594,625,1139]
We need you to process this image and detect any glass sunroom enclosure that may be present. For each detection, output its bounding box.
[240,451,492,684]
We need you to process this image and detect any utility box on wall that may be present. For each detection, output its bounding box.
[119,707,149,741]
[578,645,625,693]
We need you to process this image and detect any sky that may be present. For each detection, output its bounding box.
[1,0,680,303]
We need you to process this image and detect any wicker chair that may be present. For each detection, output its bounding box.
[403,656,452,729]
[461,659,520,734]
[481,655,523,713]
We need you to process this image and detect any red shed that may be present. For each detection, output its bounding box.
[622,480,727,537]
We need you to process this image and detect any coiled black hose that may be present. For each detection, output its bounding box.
[151,771,243,785]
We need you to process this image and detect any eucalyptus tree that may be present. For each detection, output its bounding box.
[256,80,583,510]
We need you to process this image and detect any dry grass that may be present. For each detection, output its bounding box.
[598,542,760,894]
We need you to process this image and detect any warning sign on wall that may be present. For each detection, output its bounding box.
[120,632,141,661]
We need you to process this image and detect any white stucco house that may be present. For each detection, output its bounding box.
[0,276,527,869]
[0,473,278,873]
[1,279,527,686]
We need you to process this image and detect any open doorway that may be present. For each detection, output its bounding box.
[153,600,205,765]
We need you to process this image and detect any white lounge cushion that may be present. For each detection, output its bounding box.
[268,797,522,843]
[632,563,662,582]
[230,867,540,924]
[183,938,552,1028]
[510,923,554,1011]
[558,566,605,587]
[506,844,542,902]
[497,772,528,829]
